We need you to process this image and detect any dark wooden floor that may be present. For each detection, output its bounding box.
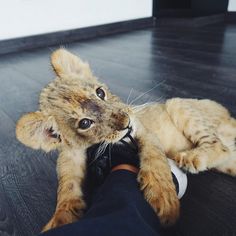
[0,22,236,236]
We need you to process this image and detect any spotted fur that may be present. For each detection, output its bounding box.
[16,49,236,231]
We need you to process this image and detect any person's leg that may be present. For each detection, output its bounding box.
[40,139,187,236]
[40,169,161,236]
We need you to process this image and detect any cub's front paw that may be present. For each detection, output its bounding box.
[138,170,180,226]
[42,209,76,232]
[42,199,85,232]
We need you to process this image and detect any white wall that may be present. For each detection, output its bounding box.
[0,0,152,40]
[228,0,236,11]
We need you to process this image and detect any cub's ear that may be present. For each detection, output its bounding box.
[51,48,93,79]
[16,111,61,152]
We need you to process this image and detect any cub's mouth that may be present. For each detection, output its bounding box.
[119,125,138,151]
[121,126,133,141]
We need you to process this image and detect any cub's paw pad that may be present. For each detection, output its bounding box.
[42,210,75,232]
[174,151,206,173]
[42,199,85,232]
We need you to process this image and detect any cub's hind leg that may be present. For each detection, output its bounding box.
[214,118,236,176]
[166,98,231,173]
[215,158,236,176]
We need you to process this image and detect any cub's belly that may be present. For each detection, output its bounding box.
[133,103,192,157]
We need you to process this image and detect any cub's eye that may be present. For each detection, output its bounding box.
[96,87,105,100]
[79,119,93,129]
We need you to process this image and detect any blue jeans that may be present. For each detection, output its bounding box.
[40,170,160,236]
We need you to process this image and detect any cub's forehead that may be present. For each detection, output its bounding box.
[42,78,99,97]
[39,78,102,111]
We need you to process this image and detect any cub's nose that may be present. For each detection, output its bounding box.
[119,112,130,131]
[112,112,130,131]
[120,116,131,130]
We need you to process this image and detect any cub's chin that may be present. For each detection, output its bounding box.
[104,130,128,144]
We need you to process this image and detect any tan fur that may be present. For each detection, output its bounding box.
[15,49,236,231]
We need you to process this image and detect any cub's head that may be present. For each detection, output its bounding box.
[16,49,132,152]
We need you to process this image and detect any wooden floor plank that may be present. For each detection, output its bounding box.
[0,21,236,236]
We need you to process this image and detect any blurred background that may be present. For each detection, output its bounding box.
[0,0,234,41]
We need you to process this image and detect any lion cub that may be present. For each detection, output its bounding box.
[16,49,236,231]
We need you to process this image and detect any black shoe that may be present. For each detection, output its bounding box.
[86,134,139,187]
[86,136,187,199]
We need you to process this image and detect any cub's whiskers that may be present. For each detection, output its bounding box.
[128,80,165,106]
[89,141,109,166]
[108,143,113,168]
[126,88,134,104]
